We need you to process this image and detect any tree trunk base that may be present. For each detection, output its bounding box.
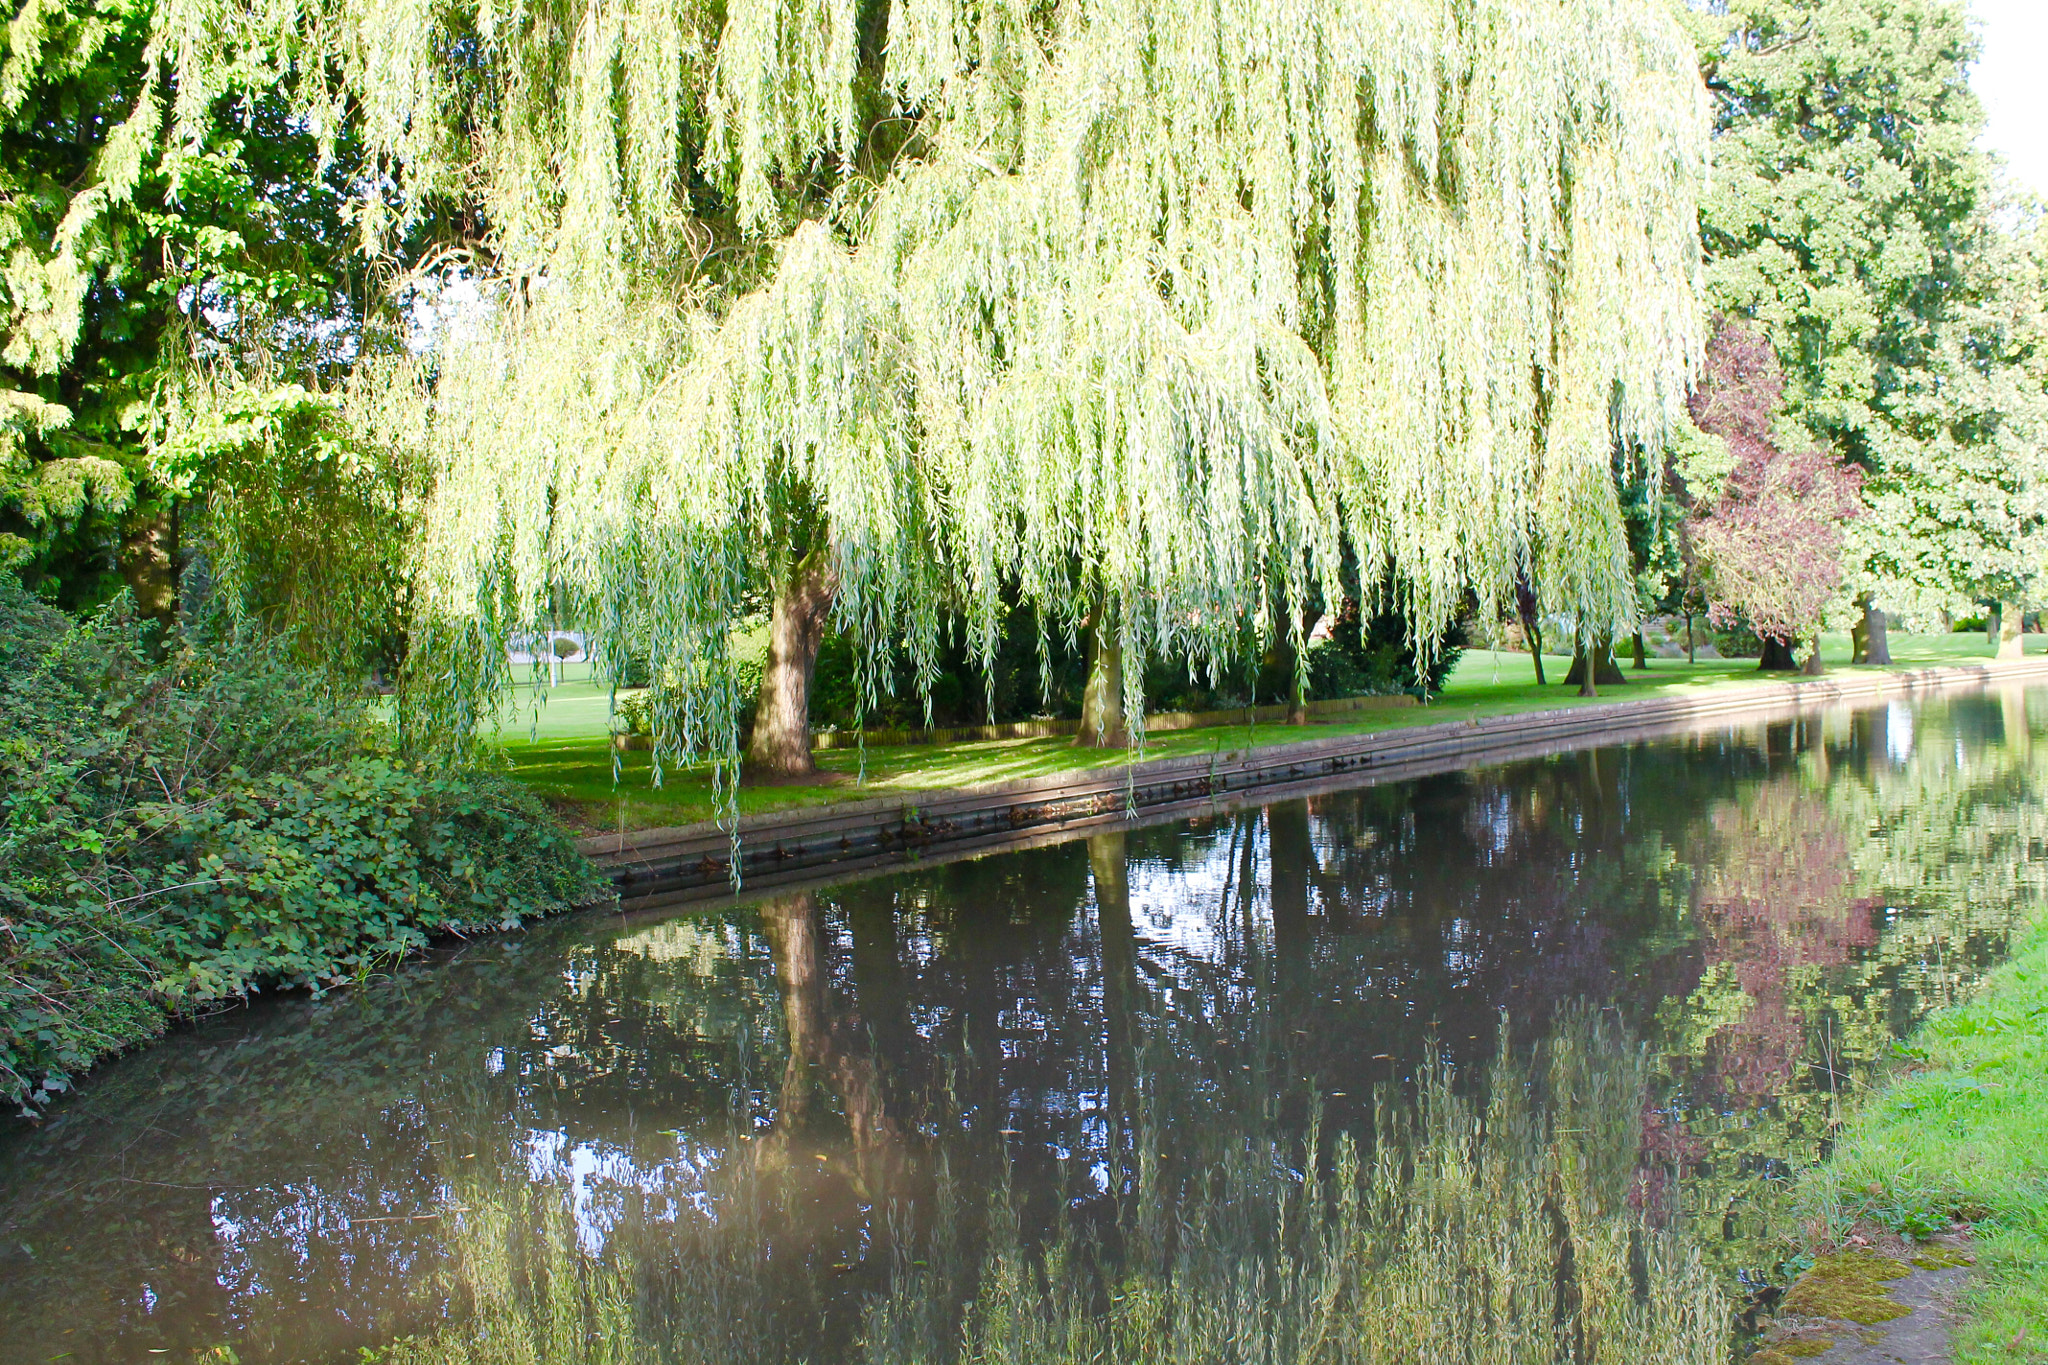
[1853,599,1892,665]
[1758,636,1799,672]
[1564,640,1627,695]
[118,503,179,628]
[1076,618,1128,747]
[747,550,838,776]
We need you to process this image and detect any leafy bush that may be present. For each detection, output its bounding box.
[0,579,607,1111]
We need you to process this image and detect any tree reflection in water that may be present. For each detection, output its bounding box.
[0,689,2043,1363]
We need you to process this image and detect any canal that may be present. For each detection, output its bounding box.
[2,687,2043,1363]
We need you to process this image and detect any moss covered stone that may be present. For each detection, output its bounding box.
[1778,1251,1913,1326]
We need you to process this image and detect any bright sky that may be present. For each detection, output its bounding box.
[1969,0,2048,200]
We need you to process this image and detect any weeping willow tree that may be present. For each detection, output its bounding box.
[143,0,1709,787]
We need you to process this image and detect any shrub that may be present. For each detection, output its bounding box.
[0,579,607,1110]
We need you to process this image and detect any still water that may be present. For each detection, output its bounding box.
[2,688,2045,1363]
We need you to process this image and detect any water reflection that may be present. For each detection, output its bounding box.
[1,688,2044,1362]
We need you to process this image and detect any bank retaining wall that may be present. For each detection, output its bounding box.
[582,657,2048,907]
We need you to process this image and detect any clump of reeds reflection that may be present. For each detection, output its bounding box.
[376,1006,1729,1364]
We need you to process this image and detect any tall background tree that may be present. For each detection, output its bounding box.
[1864,205,2048,658]
[1688,0,2041,647]
[1,0,425,676]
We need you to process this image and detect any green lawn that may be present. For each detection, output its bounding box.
[1800,910,2048,1361]
[492,631,2040,834]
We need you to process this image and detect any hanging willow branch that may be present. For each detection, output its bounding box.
[145,0,1710,810]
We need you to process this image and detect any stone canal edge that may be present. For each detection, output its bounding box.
[579,656,2048,907]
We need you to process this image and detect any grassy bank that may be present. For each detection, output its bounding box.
[1797,910,2048,1361]
[495,632,2041,833]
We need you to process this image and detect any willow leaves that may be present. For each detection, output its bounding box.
[145,0,1711,788]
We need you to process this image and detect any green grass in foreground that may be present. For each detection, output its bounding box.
[494,631,2040,833]
[1802,910,2048,1362]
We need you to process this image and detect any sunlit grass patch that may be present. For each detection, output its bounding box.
[1800,912,2048,1361]
[498,634,2034,834]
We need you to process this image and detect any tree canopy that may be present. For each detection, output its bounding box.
[136,0,1712,781]
[1690,0,2045,628]
[0,0,401,637]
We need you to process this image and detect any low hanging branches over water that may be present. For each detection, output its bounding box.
[146,0,1709,786]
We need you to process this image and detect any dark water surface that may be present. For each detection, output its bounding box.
[4,688,2046,1363]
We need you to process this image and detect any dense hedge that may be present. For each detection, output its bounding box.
[0,581,608,1111]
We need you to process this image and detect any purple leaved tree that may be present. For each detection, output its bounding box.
[1688,320,1864,673]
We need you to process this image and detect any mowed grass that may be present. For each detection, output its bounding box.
[489,631,2040,834]
[1803,909,2048,1362]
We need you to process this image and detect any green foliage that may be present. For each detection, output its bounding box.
[1691,0,2048,621]
[1800,907,2048,1357]
[156,375,430,676]
[1692,0,1986,462]
[1859,209,2048,613]
[0,576,606,1110]
[144,0,1716,787]
[0,0,412,628]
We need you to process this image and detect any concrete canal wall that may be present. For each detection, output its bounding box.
[583,656,2048,907]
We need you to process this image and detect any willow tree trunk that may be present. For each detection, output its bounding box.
[1999,600,2024,660]
[1514,577,1545,685]
[1564,636,1625,697]
[118,503,178,627]
[1801,632,1826,675]
[1684,614,1695,664]
[1631,630,1648,670]
[1757,635,1799,672]
[1852,596,1891,665]
[1076,616,1128,747]
[747,549,838,776]
[1277,631,1308,725]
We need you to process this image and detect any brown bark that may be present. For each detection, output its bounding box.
[1075,614,1128,747]
[1515,578,1546,685]
[1999,600,2024,660]
[1684,614,1695,665]
[1284,640,1308,726]
[747,548,838,776]
[1851,595,1891,665]
[117,503,178,627]
[1801,633,1826,675]
[1631,630,1648,670]
[1564,636,1625,697]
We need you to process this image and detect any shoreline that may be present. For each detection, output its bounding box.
[1751,911,2048,1363]
[588,655,2048,908]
